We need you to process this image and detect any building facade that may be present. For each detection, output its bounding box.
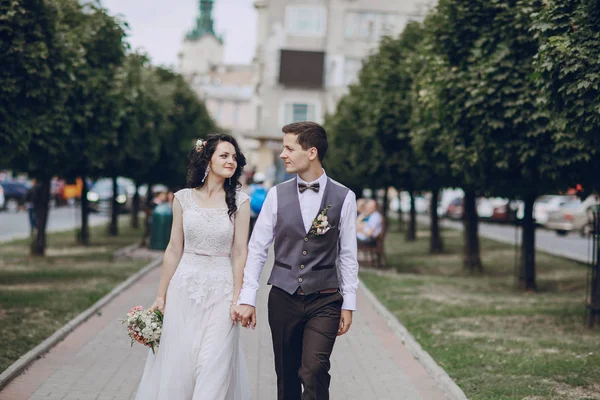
[178,0,259,167]
[250,0,429,180]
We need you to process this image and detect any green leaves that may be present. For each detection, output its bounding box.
[533,0,600,190]
[0,0,214,188]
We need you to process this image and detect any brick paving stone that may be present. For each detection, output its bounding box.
[1,252,452,400]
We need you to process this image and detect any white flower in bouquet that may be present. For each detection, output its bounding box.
[121,305,164,354]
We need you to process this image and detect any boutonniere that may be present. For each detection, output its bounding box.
[310,204,335,236]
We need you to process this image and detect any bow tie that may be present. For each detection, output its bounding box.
[298,182,320,193]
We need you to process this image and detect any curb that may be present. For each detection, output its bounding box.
[359,281,469,400]
[112,242,142,260]
[0,252,162,390]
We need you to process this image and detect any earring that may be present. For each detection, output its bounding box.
[202,166,210,183]
[228,178,232,186]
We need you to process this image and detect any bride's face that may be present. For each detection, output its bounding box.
[209,142,238,179]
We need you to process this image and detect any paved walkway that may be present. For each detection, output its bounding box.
[1,254,451,400]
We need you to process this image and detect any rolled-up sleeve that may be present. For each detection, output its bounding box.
[238,187,277,307]
[338,190,359,310]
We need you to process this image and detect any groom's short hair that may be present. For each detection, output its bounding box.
[282,121,328,162]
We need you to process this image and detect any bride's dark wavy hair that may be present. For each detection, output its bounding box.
[187,133,247,218]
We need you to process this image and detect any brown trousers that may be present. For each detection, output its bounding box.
[268,286,343,400]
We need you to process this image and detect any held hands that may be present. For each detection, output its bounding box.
[338,310,353,336]
[150,297,165,314]
[231,304,257,329]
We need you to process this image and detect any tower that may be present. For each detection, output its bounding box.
[179,0,224,78]
[186,0,221,42]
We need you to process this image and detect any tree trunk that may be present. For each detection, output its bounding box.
[430,188,444,254]
[31,178,51,256]
[131,183,140,229]
[79,177,90,245]
[463,189,482,272]
[109,176,119,236]
[518,194,537,291]
[396,189,404,232]
[406,189,417,242]
[382,187,389,224]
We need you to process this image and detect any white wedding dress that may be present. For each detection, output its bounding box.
[135,188,250,400]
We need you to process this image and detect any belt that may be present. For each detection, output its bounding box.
[183,249,230,257]
[296,288,338,296]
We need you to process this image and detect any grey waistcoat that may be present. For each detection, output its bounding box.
[267,177,350,295]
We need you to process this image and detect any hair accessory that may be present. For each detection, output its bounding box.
[195,139,206,152]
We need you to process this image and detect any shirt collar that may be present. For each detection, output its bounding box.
[297,169,328,186]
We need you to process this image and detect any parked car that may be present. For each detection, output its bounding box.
[533,195,572,226]
[515,195,572,226]
[445,197,464,220]
[546,201,593,236]
[87,178,136,214]
[0,181,29,212]
[481,198,521,223]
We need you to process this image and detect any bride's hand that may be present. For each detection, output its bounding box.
[150,297,165,314]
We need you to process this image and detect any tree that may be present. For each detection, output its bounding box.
[460,0,563,289]
[411,18,457,254]
[352,26,425,239]
[141,68,217,191]
[534,0,600,191]
[62,2,128,244]
[1,0,89,255]
[324,90,386,199]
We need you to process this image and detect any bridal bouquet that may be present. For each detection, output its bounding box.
[122,305,163,354]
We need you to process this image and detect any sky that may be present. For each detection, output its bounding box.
[100,0,257,69]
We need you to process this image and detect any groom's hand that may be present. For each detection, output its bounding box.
[236,304,257,329]
[338,310,353,336]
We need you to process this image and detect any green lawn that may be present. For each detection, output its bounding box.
[0,219,149,373]
[361,228,600,400]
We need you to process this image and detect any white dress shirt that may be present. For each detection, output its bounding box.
[238,171,359,310]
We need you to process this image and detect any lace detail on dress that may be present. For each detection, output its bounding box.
[175,265,233,309]
[170,189,250,307]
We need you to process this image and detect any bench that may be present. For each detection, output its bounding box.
[357,222,387,269]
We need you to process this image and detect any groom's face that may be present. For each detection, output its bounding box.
[280,133,311,174]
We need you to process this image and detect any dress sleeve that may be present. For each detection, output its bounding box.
[236,190,250,210]
[174,189,189,210]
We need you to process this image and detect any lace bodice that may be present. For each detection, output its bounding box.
[170,188,249,307]
[174,188,249,255]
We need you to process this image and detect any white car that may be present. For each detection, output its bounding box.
[535,195,572,225]
[515,195,572,225]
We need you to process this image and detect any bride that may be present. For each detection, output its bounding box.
[135,134,250,400]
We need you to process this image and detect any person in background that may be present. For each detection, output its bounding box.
[142,191,168,247]
[248,172,267,236]
[356,198,367,231]
[356,199,383,246]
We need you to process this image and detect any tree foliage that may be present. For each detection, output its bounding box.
[534,0,600,189]
[0,0,216,254]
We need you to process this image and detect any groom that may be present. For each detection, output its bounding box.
[234,121,359,400]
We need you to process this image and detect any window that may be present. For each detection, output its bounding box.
[284,103,316,124]
[344,57,362,85]
[279,50,325,88]
[285,6,326,37]
[345,12,402,42]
